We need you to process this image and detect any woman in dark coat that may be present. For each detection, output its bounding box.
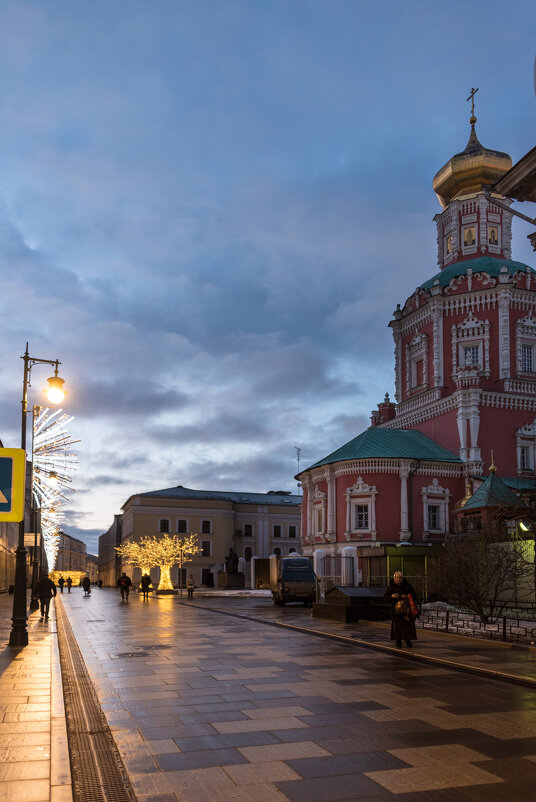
[384,571,418,648]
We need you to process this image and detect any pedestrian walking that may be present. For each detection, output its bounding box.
[140,573,152,600]
[186,573,195,599]
[66,576,72,593]
[58,576,65,593]
[82,575,91,596]
[117,572,133,601]
[98,579,103,588]
[36,573,57,622]
[384,571,418,648]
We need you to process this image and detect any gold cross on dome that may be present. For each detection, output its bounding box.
[466,87,479,119]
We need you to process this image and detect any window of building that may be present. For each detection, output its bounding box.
[463,226,476,247]
[159,519,170,533]
[201,540,212,557]
[273,547,281,556]
[316,507,324,535]
[345,477,377,539]
[354,505,369,530]
[243,523,253,537]
[177,519,188,533]
[244,547,252,561]
[288,525,297,538]
[201,568,211,585]
[201,520,211,534]
[520,447,529,470]
[273,525,282,538]
[521,344,534,372]
[463,345,480,366]
[427,505,441,530]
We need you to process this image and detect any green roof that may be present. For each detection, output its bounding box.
[304,428,462,472]
[503,477,536,492]
[462,472,527,511]
[420,256,534,291]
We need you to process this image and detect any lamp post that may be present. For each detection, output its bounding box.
[9,344,66,648]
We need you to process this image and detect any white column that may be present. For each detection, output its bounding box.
[431,298,444,387]
[313,549,325,577]
[306,482,313,542]
[468,390,482,461]
[498,287,511,379]
[327,470,336,539]
[456,393,468,461]
[341,546,358,587]
[399,461,411,542]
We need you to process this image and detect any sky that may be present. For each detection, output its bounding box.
[1,1,535,554]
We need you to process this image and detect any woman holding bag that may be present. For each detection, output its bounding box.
[384,570,418,649]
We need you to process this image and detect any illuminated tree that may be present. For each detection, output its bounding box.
[115,539,159,575]
[141,533,201,592]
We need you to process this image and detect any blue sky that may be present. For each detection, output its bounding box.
[1,1,535,553]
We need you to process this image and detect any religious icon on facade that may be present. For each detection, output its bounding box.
[488,226,498,245]
[464,227,476,246]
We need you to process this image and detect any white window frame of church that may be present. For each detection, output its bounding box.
[420,479,450,540]
[515,316,536,378]
[345,477,377,540]
[516,421,536,474]
[405,332,428,395]
[451,314,490,378]
[312,486,327,537]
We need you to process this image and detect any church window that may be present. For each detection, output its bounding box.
[201,540,212,557]
[345,477,377,539]
[312,486,327,537]
[427,505,441,530]
[520,447,529,470]
[463,345,480,367]
[521,344,534,372]
[273,524,282,538]
[316,508,324,535]
[463,226,476,247]
[516,423,536,474]
[159,519,170,533]
[354,505,369,530]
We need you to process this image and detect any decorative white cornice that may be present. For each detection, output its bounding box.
[481,391,536,411]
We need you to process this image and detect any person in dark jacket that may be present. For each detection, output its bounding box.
[66,576,72,593]
[117,572,133,601]
[140,573,151,600]
[82,575,91,596]
[384,571,418,648]
[36,573,57,622]
[58,576,65,593]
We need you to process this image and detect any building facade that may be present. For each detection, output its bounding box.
[297,111,536,579]
[98,514,123,586]
[119,486,301,587]
[55,531,87,573]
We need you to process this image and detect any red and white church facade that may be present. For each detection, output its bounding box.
[297,113,536,578]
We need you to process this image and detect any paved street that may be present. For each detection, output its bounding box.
[56,588,536,801]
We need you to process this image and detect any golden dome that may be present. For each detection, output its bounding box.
[433,120,512,208]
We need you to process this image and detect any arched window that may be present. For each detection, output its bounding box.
[273,547,281,556]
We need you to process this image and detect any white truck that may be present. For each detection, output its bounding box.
[269,554,316,607]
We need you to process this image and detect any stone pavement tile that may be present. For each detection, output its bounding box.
[2,711,50,722]
[50,788,76,802]
[288,751,406,777]
[0,761,50,781]
[0,722,49,734]
[122,755,159,774]
[156,747,247,771]
[0,778,50,802]
[223,759,301,784]
[238,741,330,763]
[0,745,50,762]
[0,704,50,713]
[364,744,502,794]
[272,725,353,743]
[276,772,386,801]
[0,732,50,749]
[473,756,536,782]
[315,735,406,755]
[168,781,291,802]
[129,765,236,796]
[212,716,310,734]
[242,705,312,720]
[174,731,280,752]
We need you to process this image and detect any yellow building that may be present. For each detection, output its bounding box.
[120,486,301,588]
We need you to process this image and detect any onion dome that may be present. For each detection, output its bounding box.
[433,115,512,208]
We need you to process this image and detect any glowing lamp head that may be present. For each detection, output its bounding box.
[519,521,530,532]
[49,471,58,486]
[46,374,66,404]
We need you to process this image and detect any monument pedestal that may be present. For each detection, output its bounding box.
[218,572,245,589]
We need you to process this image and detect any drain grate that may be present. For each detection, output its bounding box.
[56,597,137,802]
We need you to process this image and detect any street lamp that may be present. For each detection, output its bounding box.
[9,344,66,648]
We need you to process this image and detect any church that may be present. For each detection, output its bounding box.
[297,99,536,581]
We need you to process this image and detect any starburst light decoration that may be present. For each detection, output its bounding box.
[32,406,79,570]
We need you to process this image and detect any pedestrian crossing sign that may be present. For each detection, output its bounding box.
[0,448,26,522]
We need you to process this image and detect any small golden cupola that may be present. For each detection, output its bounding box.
[433,89,514,269]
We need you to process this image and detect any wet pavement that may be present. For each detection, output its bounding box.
[56,589,536,800]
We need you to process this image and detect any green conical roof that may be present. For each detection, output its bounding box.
[420,256,533,291]
[303,428,461,473]
[462,472,527,511]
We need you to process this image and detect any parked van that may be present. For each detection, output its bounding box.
[269,554,316,606]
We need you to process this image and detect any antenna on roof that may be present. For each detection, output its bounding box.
[295,446,302,495]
